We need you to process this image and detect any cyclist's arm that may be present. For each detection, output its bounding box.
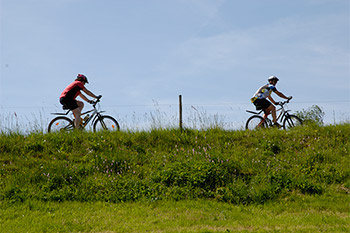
[78,93,90,102]
[275,90,290,100]
[82,88,98,99]
[267,96,278,105]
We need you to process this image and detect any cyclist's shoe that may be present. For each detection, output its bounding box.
[273,122,282,128]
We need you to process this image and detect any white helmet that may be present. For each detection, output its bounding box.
[268,76,279,82]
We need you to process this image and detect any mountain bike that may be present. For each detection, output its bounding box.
[48,96,120,132]
[245,100,302,130]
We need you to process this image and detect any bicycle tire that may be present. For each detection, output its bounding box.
[245,115,267,130]
[93,115,120,132]
[48,116,74,133]
[283,115,303,130]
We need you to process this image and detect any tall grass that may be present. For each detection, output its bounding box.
[0,111,48,134]
[2,104,229,133]
[0,124,349,204]
[2,103,348,134]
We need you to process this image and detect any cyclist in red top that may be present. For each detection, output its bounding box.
[60,74,100,128]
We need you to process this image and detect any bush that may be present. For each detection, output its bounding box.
[296,105,325,125]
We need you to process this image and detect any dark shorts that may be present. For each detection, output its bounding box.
[253,98,272,111]
[60,97,78,110]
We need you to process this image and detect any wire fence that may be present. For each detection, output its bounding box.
[0,99,349,134]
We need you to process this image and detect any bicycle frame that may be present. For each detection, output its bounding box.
[246,101,292,127]
[80,106,106,128]
[275,105,292,124]
[48,96,120,132]
[51,100,105,129]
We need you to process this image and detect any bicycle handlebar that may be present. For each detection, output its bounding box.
[92,95,102,107]
[278,99,292,106]
[246,99,293,115]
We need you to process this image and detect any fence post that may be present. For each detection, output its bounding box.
[179,95,183,130]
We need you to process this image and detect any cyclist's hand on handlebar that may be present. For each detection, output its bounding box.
[275,102,281,105]
[96,95,102,100]
[285,96,292,103]
[88,100,94,104]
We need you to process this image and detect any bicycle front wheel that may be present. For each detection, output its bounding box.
[245,115,267,130]
[93,115,120,132]
[283,115,302,130]
[48,116,74,133]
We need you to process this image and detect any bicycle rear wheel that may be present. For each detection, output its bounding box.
[93,115,120,132]
[283,115,302,130]
[245,115,267,130]
[48,116,74,133]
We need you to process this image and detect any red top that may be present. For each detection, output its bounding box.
[60,81,85,99]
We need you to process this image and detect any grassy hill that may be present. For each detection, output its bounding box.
[1,124,349,204]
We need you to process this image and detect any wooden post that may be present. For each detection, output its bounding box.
[179,95,183,130]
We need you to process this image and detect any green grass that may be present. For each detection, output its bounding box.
[1,192,349,232]
[0,124,349,232]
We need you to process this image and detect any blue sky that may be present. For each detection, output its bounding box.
[1,0,349,131]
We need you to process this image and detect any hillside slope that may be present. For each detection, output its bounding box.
[0,124,349,204]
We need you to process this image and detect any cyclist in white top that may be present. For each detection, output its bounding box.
[251,76,292,127]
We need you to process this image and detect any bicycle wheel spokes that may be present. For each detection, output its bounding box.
[283,115,303,130]
[245,115,267,130]
[48,117,74,132]
[93,115,120,132]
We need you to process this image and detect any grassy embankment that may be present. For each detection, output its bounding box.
[0,124,349,232]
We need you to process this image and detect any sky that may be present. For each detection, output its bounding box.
[0,0,349,131]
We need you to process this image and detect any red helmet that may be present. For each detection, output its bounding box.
[77,74,89,83]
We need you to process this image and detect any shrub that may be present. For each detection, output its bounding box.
[296,105,325,125]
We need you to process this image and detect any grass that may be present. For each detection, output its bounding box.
[0,124,349,232]
[1,192,349,232]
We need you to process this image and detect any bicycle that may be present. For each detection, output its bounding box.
[48,96,120,132]
[245,100,302,130]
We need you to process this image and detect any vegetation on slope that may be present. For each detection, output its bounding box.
[0,124,349,204]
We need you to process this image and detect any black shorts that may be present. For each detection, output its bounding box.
[60,97,78,110]
[253,98,272,111]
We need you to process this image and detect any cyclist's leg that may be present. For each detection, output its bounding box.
[253,99,269,127]
[265,104,277,123]
[257,98,275,123]
[257,116,266,128]
[72,101,84,128]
